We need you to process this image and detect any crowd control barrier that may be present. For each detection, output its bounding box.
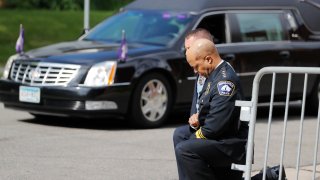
[231,67,320,180]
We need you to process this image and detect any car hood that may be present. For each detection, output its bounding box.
[24,40,167,65]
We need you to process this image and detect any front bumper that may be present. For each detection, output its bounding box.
[0,79,131,118]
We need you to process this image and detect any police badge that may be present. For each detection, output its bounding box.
[205,82,211,95]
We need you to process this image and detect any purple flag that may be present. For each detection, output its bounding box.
[118,30,127,62]
[15,24,24,54]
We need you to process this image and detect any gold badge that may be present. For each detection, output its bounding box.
[205,82,211,95]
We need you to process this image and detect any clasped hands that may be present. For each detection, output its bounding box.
[188,113,199,129]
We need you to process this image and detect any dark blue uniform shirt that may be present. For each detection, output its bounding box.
[191,61,247,161]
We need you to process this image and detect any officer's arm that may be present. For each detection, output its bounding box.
[196,82,237,139]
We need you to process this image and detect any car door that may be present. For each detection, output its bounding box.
[283,10,320,99]
[226,11,293,100]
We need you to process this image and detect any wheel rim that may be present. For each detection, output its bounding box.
[140,79,168,122]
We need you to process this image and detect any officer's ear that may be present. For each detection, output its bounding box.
[204,56,213,64]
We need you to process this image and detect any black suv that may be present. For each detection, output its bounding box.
[1,0,320,127]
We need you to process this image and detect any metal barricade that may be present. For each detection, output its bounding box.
[232,66,320,180]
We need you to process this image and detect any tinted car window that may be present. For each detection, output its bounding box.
[233,13,287,42]
[83,10,194,46]
[197,14,226,44]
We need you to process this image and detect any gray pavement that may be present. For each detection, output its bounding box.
[0,91,320,179]
[249,113,320,179]
[0,104,179,180]
[285,166,320,180]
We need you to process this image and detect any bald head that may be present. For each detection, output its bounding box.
[189,38,220,61]
[189,39,214,59]
[186,38,222,77]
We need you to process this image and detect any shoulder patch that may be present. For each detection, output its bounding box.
[217,81,235,96]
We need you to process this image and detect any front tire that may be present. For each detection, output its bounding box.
[130,73,173,128]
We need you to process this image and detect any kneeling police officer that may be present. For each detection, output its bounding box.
[173,36,248,180]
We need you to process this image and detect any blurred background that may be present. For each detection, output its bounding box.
[0,0,133,66]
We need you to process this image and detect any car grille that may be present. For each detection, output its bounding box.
[10,61,81,86]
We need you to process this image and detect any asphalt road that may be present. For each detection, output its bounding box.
[0,103,319,180]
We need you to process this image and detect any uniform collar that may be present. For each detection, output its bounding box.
[215,60,224,69]
[198,60,226,97]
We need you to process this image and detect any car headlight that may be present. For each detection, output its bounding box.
[2,54,18,79]
[84,61,117,87]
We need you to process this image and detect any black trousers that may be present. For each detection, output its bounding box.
[173,125,243,180]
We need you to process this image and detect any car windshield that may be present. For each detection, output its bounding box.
[83,10,194,46]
